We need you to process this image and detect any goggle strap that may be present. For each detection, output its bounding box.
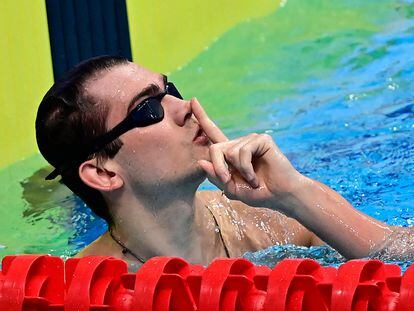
[166,82,183,99]
[88,118,134,155]
[45,88,170,180]
[44,118,134,180]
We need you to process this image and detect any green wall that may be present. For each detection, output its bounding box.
[0,0,280,169]
[126,0,280,73]
[0,0,54,169]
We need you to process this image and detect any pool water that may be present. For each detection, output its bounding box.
[0,0,413,269]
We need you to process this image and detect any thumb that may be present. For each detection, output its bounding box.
[198,160,224,190]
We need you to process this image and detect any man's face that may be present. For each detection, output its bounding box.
[84,62,211,190]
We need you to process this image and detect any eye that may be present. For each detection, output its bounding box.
[130,85,163,111]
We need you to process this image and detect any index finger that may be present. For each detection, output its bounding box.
[191,97,228,143]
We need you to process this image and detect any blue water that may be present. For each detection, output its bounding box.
[5,0,413,270]
[72,1,414,268]
[241,8,414,268]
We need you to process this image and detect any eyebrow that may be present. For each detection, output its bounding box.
[126,74,168,114]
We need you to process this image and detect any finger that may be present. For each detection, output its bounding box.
[209,144,231,183]
[239,143,259,188]
[191,97,228,143]
[198,160,225,190]
[225,137,259,188]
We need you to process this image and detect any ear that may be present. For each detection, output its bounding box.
[79,158,124,192]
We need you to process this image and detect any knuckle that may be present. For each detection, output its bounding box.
[249,133,259,139]
[260,133,273,141]
[239,145,249,155]
[226,149,239,162]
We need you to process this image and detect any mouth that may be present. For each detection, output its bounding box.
[193,124,209,145]
[193,125,203,140]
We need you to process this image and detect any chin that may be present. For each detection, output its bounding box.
[181,163,207,187]
[193,141,212,158]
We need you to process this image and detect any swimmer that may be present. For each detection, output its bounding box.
[35,56,401,268]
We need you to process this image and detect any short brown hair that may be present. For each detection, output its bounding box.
[36,56,129,224]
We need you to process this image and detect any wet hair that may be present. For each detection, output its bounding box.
[36,55,130,225]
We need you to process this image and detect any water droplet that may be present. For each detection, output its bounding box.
[348,94,357,101]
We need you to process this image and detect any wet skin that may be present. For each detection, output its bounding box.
[75,62,397,267]
[75,62,320,266]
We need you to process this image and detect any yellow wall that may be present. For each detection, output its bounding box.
[0,0,279,169]
[126,0,280,73]
[0,0,54,168]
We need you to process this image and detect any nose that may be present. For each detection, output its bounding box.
[162,95,192,127]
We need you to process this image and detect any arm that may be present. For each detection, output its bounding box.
[273,177,392,258]
[191,98,396,259]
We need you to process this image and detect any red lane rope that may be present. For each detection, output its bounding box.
[0,255,412,310]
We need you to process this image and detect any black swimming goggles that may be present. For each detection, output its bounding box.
[46,82,183,180]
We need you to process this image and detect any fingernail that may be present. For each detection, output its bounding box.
[251,179,259,188]
[248,175,259,188]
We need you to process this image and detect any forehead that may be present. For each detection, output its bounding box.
[84,62,161,107]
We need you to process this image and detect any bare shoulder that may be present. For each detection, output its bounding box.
[238,199,323,246]
[197,189,219,201]
[74,231,117,258]
[198,189,318,246]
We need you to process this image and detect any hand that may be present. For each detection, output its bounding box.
[191,98,304,212]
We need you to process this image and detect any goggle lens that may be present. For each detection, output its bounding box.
[166,82,183,99]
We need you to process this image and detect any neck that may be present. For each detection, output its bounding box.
[106,181,209,263]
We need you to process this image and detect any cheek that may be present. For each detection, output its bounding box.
[115,126,190,181]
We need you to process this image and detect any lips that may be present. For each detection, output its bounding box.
[193,125,204,141]
[193,124,209,145]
